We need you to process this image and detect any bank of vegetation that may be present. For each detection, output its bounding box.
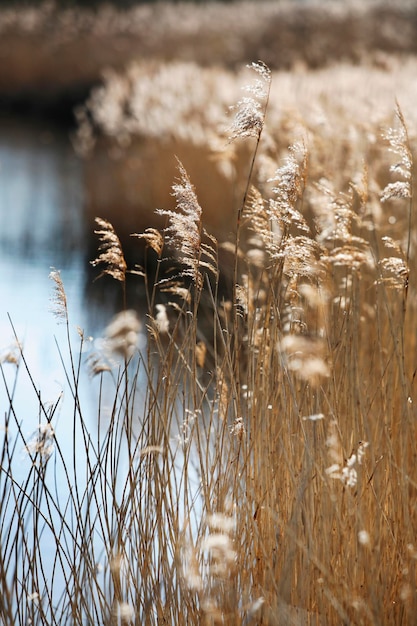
[2,57,417,624]
[0,1,417,116]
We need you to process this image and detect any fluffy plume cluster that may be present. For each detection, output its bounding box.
[201,512,237,580]
[279,235,325,281]
[91,217,127,282]
[380,105,412,204]
[378,236,409,290]
[280,334,330,386]
[326,438,369,488]
[0,340,21,365]
[378,105,412,286]
[157,159,216,289]
[104,310,142,359]
[246,143,311,268]
[229,416,246,440]
[25,423,55,464]
[180,509,237,617]
[49,268,68,322]
[86,352,112,377]
[313,182,373,272]
[87,310,142,375]
[229,61,271,141]
[325,420,369,488]
[267,142,309,233]
[150,303,170,336]
[131,227,164,257]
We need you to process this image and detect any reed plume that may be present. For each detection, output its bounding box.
[157,158,217,291]
[49,268,68,322]
[91,217,127,282]
[229,61,271,142]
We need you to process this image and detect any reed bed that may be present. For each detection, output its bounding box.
[77,55,417,247]
[2,1,417,113]
[2,60,417,625]
[3,1,417,77]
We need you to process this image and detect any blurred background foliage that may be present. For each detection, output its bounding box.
[0,0,250,6]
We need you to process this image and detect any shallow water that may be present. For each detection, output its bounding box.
[0,115,144,471]
[0,115,122,392]
[0,115,211,619]
[0,116,143,610]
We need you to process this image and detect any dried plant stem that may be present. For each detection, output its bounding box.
[231,63,271,413]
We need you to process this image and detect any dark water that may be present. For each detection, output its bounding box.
[0,116,126,387]
[0,117,85,385]
[0,116,133,456]
[0,117,142,605]
[0,117,89,601]
[0,116,205,618]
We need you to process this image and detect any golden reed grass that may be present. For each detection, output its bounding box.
[2,59,417,626]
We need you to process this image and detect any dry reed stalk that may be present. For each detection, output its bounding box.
[91,217,127,284]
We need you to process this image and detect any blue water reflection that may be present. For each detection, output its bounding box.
[0,117,207,620]
[0,116,144,614]
[0,114,96,406]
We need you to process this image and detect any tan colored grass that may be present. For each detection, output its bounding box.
[1,0,417,98]
[79,55,417,249]
[3,57,417,626]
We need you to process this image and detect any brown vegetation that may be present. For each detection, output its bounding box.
[77,55,417,254]
[2,58,417,624]
[2,3,417,624]
[1,1,417,106]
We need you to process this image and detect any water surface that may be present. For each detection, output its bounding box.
[0,115,118,445]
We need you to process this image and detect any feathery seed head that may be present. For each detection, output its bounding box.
[49,268,68,322]
[201,532,236,578]
[131,227,164,256]
[87,352,112,377]
[268,141,308,213]
[378,255,409,290]
[378,236,409,289]
[91,217,127,282]
[229,61,271,142]
[104,309,141,358]
[230,416,246,440]
[157,160,216,288]
[157,160,202,284]
[383,106,412,177]
[280,334,330,385]
[25,423,55,464]
[154,304,170,335]
[247,61,272,95]
[160,280,192,303]
[180,542,203,593]
[206,512,236,535]
[381,105,412,203]
[326,434,369,488]
[0,340,21,365]
[245,143,310,267]
[381,181,411,203]
[229,97,264,140]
